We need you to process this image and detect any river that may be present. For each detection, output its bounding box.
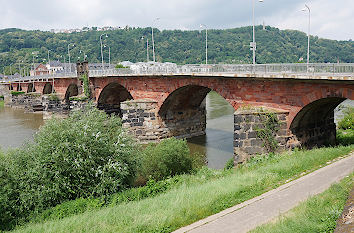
[0,92,235,169]
[1,96,352,169]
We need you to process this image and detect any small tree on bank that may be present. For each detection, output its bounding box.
[0,104,139,230]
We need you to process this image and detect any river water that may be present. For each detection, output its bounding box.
[0,107,44,149]
[1,96,352,169]
[0,92,235,168]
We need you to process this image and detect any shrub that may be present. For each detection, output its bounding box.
[0,104,139,230]
[338,107,354,130]
[337,129,354,146]
[10,91,25,96]
[47,93,60,101]
[255,112,280,153]
[139,138,196,181]
[69,96,89,101]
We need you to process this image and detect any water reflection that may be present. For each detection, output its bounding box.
[0,106,44,150]
[188,91,234,169]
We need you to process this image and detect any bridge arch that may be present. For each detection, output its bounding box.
[290,94,350,147]
[97,82,133,116]
[43,83,53,94]
[27,83,36,93]
[158,84,235,140]
[64,83,79,103]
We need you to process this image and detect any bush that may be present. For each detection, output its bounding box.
[46,93,60,101]
[10,91,25,96]
[0,104,139,230]
[337,129,354,146]
[139,138,197,181]
[69,96,89,101]
[338,107,354,130]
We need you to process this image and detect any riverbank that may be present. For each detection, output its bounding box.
[12,145,354,232]
[0,99,4,107]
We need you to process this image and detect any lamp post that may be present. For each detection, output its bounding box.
[251,0,264,65]
[47,49,50,65]
[100,33,108,70]
[104,45,111,68]
[200,24,208,65]
[151,18,160,63]
[32,51,38,76]
[141,36,149,62]
[302,4,310,65]
[67,43,75,73]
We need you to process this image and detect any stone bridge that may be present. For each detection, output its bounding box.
[2,62,353,163]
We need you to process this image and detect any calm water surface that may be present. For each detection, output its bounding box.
[0,92,235,169]
[187,91,235,169]
[0,106,44,149]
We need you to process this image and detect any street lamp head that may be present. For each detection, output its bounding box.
[259,0,264,2]
[302,4,310,12]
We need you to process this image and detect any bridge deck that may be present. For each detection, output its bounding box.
[1,63,353,83]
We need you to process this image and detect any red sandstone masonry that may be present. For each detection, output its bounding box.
[5,76,354,129]
[89,76,353,128]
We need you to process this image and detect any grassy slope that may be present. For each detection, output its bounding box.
[251,173,354,233]
[13,146,354,233]
[0,100,4,107]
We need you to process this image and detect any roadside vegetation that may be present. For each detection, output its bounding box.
[251,173,354,233]
[1,104,353,232]
[9,145,354,232]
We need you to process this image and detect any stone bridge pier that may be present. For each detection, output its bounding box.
[2,70,353,165]
[92,76,353,165]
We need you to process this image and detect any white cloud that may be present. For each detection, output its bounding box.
[0,0,352,40]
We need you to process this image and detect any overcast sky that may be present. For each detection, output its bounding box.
[0,0,353,40]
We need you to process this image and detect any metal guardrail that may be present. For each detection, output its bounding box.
[1,63,353,83]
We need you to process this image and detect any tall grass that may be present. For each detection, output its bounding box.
[251,173,354,233]
[13,145,353,233]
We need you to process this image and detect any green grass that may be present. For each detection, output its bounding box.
[0,100,4,107]
[251,173,354,233]
[12,145,354,233]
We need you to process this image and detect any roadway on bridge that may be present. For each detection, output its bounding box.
[174,152,354,233]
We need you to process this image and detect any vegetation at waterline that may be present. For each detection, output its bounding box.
[10,145,354,232]
[10,91,25,96]
[1,26,353,74]
[0,98,4,107]
[251,173,354,233]
[0,105,203,231]
[1,103,353,232]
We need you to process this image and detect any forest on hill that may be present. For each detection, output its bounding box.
[0,26,353,74]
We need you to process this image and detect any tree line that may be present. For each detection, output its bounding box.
[0,26,353,74]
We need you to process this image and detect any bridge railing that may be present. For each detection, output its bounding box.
[1,63,353,84]
[0,72,77,83]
